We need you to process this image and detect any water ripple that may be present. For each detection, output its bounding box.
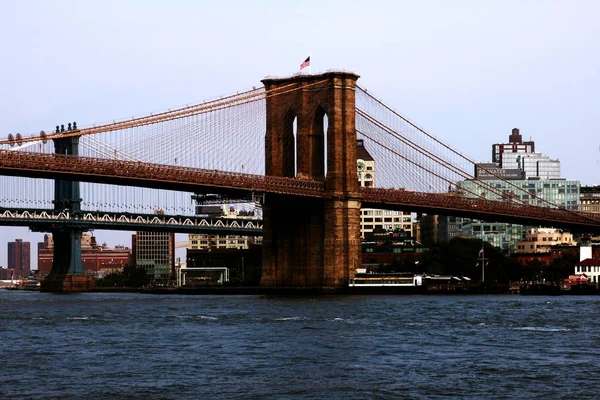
[2,291,600,399]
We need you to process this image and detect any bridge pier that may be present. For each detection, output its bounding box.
[261,72,361,289]
[40,129,94,292]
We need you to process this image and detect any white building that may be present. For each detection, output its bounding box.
[574,259,600,284]
[357,139,413,238]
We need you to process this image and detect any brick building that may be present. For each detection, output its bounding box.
[38,234,130,278]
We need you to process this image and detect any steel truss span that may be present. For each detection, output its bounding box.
[0,208,263,234]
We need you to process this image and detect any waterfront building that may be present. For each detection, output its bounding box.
[188,205,262,250]
[185,246,262,285]
[574,258,600,284]
[131,232,174,280]
[362,229,425,271]
[38,234,130,278]
[357,139,414,238]
[8,239,30,279]
[512,245,579,266]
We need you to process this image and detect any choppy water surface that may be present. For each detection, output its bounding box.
[1,291,599,399]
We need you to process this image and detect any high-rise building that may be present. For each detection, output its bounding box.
[8,239,30,279]
[357,139,414,238]
[132,232,174,280]
[491,128,560,179]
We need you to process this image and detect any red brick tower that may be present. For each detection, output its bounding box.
[261,72,362,288]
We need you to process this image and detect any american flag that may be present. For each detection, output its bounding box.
[300,56,310,70]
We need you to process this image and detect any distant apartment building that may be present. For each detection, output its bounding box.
[579,186,600,243]
[418,214,439,245]
[8,239,30,279]
[580,186,600,214]
[132,232,174,280]
[188,205,263,250]
[38,233,130,278]
[357,139,413,238]
[438,216,458,242]
[0,267,15,280]
[515,228,574,253]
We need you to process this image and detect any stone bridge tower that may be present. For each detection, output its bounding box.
[40,131,95,292]
[261,72,362,288]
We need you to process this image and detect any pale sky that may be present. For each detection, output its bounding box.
[1,0,599,269]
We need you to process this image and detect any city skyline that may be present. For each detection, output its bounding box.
[1,1,599,267]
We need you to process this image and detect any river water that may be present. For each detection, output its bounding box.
[1,291,599,399]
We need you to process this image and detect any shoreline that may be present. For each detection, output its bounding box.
[4,284,598,295]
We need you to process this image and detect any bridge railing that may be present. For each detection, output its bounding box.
[0,151,324,197]
[2,150,599,231]
[362,187,600,228]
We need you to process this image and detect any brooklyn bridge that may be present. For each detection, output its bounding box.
[2,71,599,291]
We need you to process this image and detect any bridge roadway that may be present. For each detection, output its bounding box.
[1,150,600,233]
[0,207,263,235]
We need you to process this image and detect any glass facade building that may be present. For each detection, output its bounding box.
[134,232,174,280]
[455,179,580,253]
[500,152,560,180]
[458,179,580,210]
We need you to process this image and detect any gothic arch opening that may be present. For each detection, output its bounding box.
[281,109,297,178]
[311,106,327,181]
